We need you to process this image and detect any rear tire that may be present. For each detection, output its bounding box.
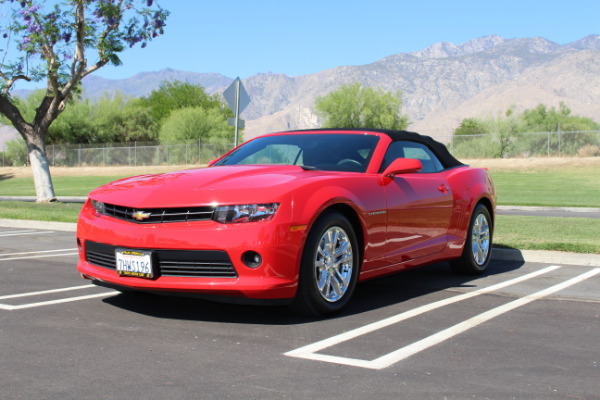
[450,204,492,275]
[290,211,359,316]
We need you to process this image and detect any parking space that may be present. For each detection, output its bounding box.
[1,227,599,399]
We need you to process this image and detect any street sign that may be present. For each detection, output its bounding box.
[223,77,250,147]
[224,77,250,113]
[227,117,245,129]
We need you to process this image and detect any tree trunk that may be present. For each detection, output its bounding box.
[26,135,56,202]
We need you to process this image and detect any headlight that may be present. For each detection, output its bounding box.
[213,203,279,224]
[90,199,105,214]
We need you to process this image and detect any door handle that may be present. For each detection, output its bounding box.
[438,184,449,194]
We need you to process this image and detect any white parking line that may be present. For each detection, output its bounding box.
[286,266,599,369]
[0,248,79,262]
[366,267,600,369]
[0,230,54,237]
[1,248,77,257]
[0,252,79,261]
[0,284,96,300]
[0,284,116,310]
[0,292,116,310]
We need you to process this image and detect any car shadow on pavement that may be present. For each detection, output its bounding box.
[101,257,525,325]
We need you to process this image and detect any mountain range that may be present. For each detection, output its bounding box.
[2,34,599,147]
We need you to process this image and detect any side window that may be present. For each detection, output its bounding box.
[380,141,443,173]
[380,142,405,172]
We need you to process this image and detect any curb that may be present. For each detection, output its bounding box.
[491,248,600,267]
[0,219,598,266]
[0,196,87,203]
[0,218,77,232]
[497,205,600,213]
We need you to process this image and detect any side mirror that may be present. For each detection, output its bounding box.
[382,158,422,178]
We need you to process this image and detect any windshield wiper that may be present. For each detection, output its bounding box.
[300,165,318,171]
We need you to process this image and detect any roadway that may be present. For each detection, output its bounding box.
[1,225,599,399]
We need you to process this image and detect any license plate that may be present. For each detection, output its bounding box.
[115,249,153,279]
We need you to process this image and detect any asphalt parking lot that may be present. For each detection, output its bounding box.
[1,226,599,400]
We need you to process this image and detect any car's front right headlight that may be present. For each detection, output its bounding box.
[213,203,279,224]
[90,199,105,215]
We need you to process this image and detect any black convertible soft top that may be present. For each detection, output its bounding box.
[291,128,465,169]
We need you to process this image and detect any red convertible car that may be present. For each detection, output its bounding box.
[77,129,495,316]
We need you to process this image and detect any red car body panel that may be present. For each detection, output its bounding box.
[76,129,496,303]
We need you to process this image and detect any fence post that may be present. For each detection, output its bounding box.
[199,138,201,164]
[135,141,137,166]
[558,123,561,157]
[547,132,550,157]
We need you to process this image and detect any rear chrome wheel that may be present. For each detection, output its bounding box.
[291,211,359,316]
[471,212,491,266]
[450,204,493,275]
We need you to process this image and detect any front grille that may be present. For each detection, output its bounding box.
[85,241,237,278]
[103,203,215,224]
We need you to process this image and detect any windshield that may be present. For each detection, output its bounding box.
[213,134,380,172]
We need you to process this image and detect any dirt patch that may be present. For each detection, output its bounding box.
[2,157,600,178]
[465,157,600,171]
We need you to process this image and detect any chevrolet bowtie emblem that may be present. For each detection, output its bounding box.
[132,210,151,221]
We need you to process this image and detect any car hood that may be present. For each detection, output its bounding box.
[89,165,330,208]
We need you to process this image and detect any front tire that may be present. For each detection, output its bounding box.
[290,211,359,316]
[450,204,492,275]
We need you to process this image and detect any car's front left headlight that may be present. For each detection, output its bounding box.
[213,203,279,224]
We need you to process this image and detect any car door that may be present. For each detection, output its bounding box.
[381,141,454,262]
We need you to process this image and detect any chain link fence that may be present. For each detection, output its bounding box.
[1,139,234,167]
[439,130,600,159]
[2,130,600,167]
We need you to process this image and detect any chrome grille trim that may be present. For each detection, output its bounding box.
[102,203,215,224]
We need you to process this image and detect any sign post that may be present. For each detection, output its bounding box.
[223,77,250,148]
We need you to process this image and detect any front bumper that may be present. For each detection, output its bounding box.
[76,200,304,300]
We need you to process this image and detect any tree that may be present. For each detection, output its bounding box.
[141,80,231,123]
[0,0,168,201]
[159,107,234,144]
[315,82,409,130]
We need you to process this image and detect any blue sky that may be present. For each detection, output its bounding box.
[23,0,600,83]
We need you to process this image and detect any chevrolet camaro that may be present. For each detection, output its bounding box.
[76,129,496,316]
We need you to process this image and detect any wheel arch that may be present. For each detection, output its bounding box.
[474,195,495,234]
[317,203,365,268]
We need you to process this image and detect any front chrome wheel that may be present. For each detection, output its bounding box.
[471,213,490,266]
[314,226,354,302]
[290,211,359,316]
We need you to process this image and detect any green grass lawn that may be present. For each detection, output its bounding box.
[0,175,128,197]
[0,201,83,223]
[1,165,599,207]
[1,162,599,254]
[490,167,600,207]
[494,215,600,254]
